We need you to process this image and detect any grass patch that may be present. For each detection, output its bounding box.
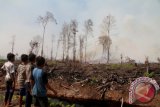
[109,63,135,70]
[49,99,76,107]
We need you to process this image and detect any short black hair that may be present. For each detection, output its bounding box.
[29,53,36,62]
[36,56,45,67]
[7,53,15,61]
[21,54,28,62]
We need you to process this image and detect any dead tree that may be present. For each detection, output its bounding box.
[66,24,71,61]
[101,15,115,63]
[70,20,78,62]
[121,54,123,64]
[29,35,42,55]
[55,37,61,61]
[11,35,16,53]
[37,11,57,56]
[61,23,69,61]
[145,56,149,73]
[157,57,160,64]
[50,35,54,61]
[99,35,112,62]
[84,19,93,63]
[61,23,72,61]
[79,35,84,62]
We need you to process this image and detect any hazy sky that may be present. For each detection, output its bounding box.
[0,0,160,62]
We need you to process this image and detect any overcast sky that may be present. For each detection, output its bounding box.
[0,0,160,62]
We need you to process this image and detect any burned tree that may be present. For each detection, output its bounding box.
[79,35,84,62]
[101,15,115,63]
[55,37,61,61]
[37,11,57,56]
[11,35,16,53]
[66,24,71,61]
[60,23,72,61]
[157,57,160,64]
[61,23,68,61]
[99,35,112,62]
[29,35,42,55]
[84,19,93,63]
[50,35,54,61]
[70,20,78,62]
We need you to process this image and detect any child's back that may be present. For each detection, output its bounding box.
[32,67,48,97]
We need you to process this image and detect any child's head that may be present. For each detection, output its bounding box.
[21,54,28,63]
[7,53,15,62]
[36,56,45,67]
[29,53,36,63]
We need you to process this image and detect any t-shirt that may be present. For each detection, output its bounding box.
[1,61,15,81]
[32,68,48,97]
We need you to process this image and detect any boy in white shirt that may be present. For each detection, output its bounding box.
[1,53,16,107]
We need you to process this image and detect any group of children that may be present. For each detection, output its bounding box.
[1,53,57,107]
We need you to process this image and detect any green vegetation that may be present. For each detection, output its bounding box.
[89,77,99,85]
[47,60,57,67]
[0,59,5,66]
[144,71,154,78]
[49,100,76,107]
[0,94,4,101]
[109,63,135,70]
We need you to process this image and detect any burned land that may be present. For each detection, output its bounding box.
[0,61,160,107]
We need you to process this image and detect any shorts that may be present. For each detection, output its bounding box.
[19,88,26,96]
[33,96,48,107]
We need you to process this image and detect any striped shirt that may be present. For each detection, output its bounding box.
[17,64,29,88]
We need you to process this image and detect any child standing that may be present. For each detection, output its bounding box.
[17,54,29,107]
[25,53,36,107]
[31,56,57,107]
[1,53,16,107]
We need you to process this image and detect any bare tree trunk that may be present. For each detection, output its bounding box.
[84,37,87,63]
[66,33,70,61]
[55,39,60,61]
[62,34,66,61]
[107,47,110,63]
[51,37,54,61]
[11,35,16,53]
[41,26,46,56]
[73,33,76,62]
[102,44,104,58]
[79,36,84,63]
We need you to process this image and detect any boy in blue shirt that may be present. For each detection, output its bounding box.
[31,56,57,107]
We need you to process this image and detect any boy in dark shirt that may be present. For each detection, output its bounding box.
[31,56,57,107]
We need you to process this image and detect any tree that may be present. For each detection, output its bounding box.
[61,23,68,61]
[101,15,115,63]
[70,20,78,62]
[11,35,16,53]
[50,34,54,61]
[99,35,112,62]
[79,35,84,62]
[55,37,61,61]
[157,57,160,64]
[84,19,93,62]
[29,35,42,55]
[37,11,57,56]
